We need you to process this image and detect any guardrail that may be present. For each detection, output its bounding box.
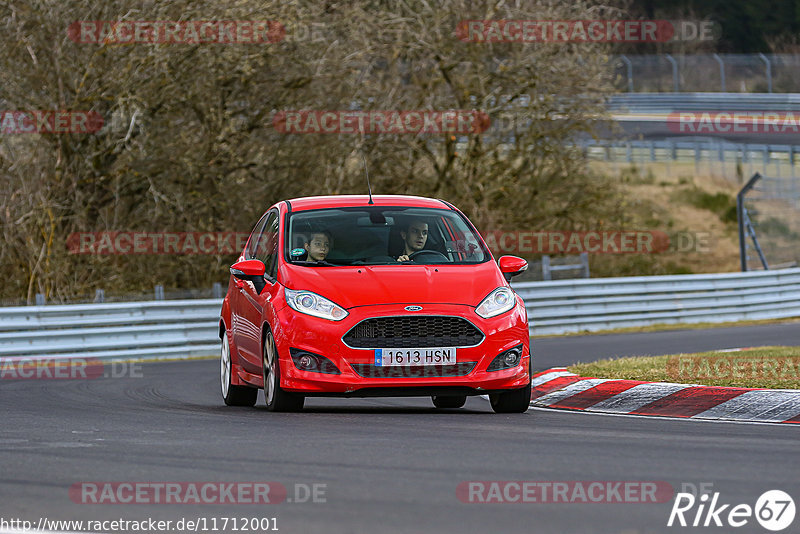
[1,268,799,360]
[0,300,222,360]
[515,268,800,335]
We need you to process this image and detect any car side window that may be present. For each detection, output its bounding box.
[246,212,270,259]
[255,211,280,279]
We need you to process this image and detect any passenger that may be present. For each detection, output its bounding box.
[304,231,332,262]
[396,220,428,262]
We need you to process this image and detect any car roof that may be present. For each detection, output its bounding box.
[284,195,453,212]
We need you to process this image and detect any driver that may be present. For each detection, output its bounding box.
[396,220,428,262]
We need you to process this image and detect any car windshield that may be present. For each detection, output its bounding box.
[285,206,490,266]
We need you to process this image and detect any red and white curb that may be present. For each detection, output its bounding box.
[531,368,800,424]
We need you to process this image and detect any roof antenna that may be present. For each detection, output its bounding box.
[362,154,374,205]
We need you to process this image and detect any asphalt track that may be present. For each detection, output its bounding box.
[2,323,799,534]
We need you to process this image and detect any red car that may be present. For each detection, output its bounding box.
[219,195,531,413]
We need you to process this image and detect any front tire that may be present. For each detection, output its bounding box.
[221,332,257,406]
[432,395,467,409]
[489,382,531,413]
[263,329,304,412]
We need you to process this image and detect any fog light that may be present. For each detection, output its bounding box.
[298,354,316,370]
[290,348,341,375]
[503,349,521,367]
[487,344,524,372]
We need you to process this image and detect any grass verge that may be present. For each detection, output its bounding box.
[567,346,800,389]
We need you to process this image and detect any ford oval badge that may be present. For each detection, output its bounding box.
[404,305,423,311]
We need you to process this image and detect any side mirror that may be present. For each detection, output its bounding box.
[230,259,267,293]
[498,255,528,282]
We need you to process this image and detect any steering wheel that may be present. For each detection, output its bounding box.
[408,250,449,263]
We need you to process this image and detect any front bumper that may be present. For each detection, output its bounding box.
[271,301,530,396]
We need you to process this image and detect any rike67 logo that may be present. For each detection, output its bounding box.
[668,489,795,531]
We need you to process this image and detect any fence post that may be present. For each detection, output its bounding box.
[619,54,634,92]
[694,143,701,173]
[212,282,222,298]
[758,53,772,93]
[154,285,165,300]
[665,54,679,92]
[579,252,590,278]
[35,293,45,306]
[542,255,552,281]
[713,54,725,92]
[94,289,105,303]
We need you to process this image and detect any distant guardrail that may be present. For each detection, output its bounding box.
[608,92,800,113]
[1,269,799,360]
[578,138,800,165]
[596,93,800,164]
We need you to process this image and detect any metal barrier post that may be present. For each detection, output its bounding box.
[737,173,768,271]
[541,255,552,281]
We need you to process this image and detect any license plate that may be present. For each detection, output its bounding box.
[374,347,456,366]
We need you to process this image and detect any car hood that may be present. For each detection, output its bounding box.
[279,261,506,309]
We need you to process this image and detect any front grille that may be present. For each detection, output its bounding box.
[342,316,484,348]
[350,362,477,378]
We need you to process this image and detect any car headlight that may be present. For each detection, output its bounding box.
[475,287,516,318]
[285,288,348,321]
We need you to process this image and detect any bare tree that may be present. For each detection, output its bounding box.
[0,0,624,301]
